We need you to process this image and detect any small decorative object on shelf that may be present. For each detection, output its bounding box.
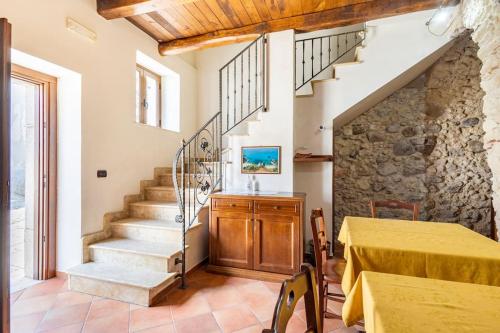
[251,175,259,192]
[294,153,333,162]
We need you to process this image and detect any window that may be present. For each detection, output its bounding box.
[136,65,161,127]
[135,50,180,132]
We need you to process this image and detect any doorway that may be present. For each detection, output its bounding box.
[10,65,57,292]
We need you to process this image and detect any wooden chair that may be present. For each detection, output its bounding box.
[310,208,346,325]
[263,263,322,333]
[369,200,420,221]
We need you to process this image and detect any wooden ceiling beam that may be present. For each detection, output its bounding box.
[97,0,198,19]
[158,0,442,55]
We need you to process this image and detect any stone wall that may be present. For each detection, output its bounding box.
[455,0,500,240]
[334,34,493,240]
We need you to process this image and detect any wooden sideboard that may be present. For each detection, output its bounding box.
[208,191,305,281]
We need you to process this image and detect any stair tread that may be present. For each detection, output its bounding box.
[68,262,176,289]
[89,238,182,258]
[145,186,175,191]
[130,201,179,208]
[112,218,181,229]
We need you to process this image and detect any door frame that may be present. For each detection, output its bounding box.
[1,17,11,333]
[11,64,57,280]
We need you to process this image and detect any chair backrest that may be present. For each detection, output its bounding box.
[369,200,419,221]
[262,263,322,333]
[310,208,328,278]
[309,208,327,325]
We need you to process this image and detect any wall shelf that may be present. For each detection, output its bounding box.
[293,155,333,162]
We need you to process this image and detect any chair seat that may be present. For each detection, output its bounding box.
[323,257,346,284]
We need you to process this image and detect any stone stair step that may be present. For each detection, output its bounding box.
[129,201,180,220]
[110,217,203,242]
[89,238,182,273]
[158,173,197,186]
[145,186,177,202]
[111,218,182,243]
[68,262,177,306]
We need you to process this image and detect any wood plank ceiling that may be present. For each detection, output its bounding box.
[97,0,443,55]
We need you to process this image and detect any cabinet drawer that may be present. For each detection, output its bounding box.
[212,198,253,212]
[255,200,299,216]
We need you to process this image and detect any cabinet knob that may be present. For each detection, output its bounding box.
[273,206,279,210]
[229,203,236,207]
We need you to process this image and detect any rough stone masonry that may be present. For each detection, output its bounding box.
[334,33,493,242]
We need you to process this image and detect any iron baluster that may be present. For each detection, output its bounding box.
[320,37,323,72]
[255,42,258,108]
[302,40,305,88]
[311,39,314,78]
[240,55,243,120]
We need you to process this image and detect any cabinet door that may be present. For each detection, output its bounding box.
[253,213,300,274]
[210,210,253,269]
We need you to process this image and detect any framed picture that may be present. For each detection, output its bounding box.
[241,146,281,174]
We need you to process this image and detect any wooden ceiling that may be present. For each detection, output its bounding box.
[97,0,443,55]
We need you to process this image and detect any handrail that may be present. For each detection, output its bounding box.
[295,29,365,90]
[173,34,267,288]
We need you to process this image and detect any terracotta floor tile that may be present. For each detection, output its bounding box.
[263,281,283,294]
[283,314,306,333]
[326,299,343,316]
[174,313,221,333]
[37,322,84,333]
[213,305,259,333]
[186,269,214,282]
[324,318,344,332]
[11,294,57,317]
[10,311,45,333]
[83,311,129,333]
[130,304,172,332]
[221,276,256,287]
[233,324,264,333]
[86,298,130,320]
[244,295,276,322]
[136,323,176,333]
[18,278,65,300]
[169,294,211,321]
[165,284,205,303]
[203,285,241,311]
[37,302,90,331]
[52,291,93,309]
[237,281,273,296]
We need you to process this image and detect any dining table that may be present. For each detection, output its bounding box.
[342,271,500,332]
[338,216,500,296]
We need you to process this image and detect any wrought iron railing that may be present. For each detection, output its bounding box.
[173,35,266,287]
[295,29,365,90]
[220,35,267,134]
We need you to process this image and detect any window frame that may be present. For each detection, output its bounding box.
[136,64,162,128]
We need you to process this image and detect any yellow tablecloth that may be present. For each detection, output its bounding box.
[338,217,500,295]
[343,271,500,332]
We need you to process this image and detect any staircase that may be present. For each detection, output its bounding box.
[67,36,267,306]
[67,167,199,306]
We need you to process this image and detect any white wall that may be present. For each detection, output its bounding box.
[294,10,454,247]
[2,0,198,270]
[228,30,296,191]
[195,42,250,127]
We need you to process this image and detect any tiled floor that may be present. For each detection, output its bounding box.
[10,267,360,333]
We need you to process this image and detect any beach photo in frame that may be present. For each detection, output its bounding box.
[241,146,281,174]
